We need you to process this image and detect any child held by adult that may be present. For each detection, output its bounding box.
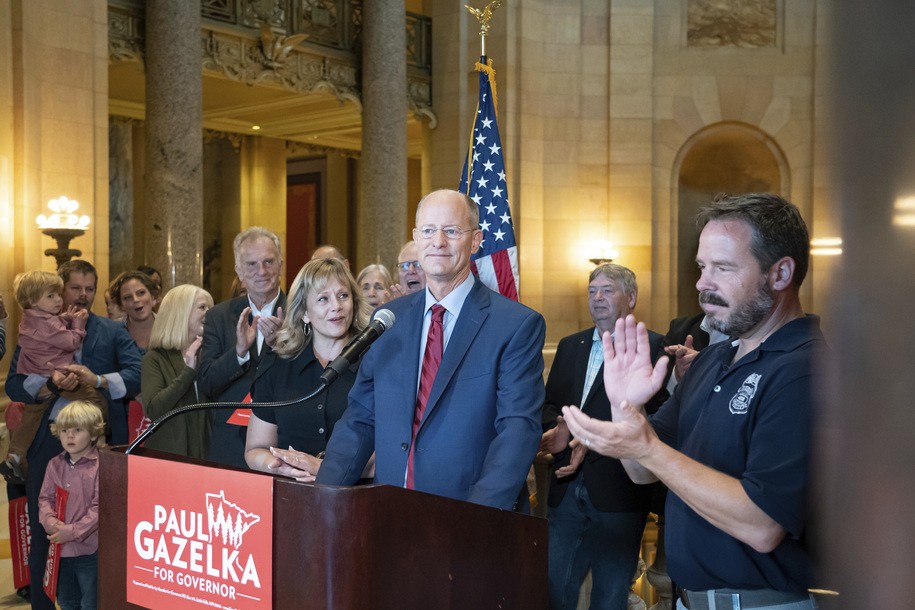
[1,271,107,485]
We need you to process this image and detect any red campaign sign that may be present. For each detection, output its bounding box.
[8,496,31,589]
[128,399,151,443]
[126,456,274,610]
[227,393,253,427]
[43,488,68,602]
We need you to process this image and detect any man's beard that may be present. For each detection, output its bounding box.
[700,279,774,337]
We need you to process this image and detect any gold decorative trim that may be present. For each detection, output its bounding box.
[286,141,361,159]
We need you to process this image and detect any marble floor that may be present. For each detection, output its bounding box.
[0,482,30,608]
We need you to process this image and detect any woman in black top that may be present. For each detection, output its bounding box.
[244,258,369,481]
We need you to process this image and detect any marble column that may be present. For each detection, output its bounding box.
[109,118,135,277]
[359,0,408,270]
[143,0,203,288]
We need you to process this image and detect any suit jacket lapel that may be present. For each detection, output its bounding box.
[398,293,426,422]
[419,282,489,429]
[81,313,101,364]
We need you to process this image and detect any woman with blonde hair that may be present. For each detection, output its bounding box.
[245,258,371,481]
[140,284,213,458]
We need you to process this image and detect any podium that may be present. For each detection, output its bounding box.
[99,446,548,609]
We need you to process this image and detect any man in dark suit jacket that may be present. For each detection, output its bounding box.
[662,312,721,389]
[5,259,142,610]
[317,189,545,510]
[198,227,285,468]
[541,263,667,610]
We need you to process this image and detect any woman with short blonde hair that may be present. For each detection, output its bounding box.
[141,285,214,458]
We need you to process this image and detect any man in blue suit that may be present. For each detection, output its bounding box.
[5,259,142,610]
[317,189,545,510]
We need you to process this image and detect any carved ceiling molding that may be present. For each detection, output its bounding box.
[286,141,361,159]
[108,8,434,121]
[109,115,144,128]
[202,29,362,107]
[408,81,436,128]
[203,129,244,150]
[108,10,143,64]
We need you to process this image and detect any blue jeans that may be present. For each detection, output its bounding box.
[548,476,647,610]
[56,552,98,610]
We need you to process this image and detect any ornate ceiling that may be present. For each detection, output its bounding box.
[108,0,432,157]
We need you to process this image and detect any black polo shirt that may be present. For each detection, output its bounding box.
[651,315,824,593]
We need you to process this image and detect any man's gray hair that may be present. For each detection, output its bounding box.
[233,227,281,267]
[589,263,638,297]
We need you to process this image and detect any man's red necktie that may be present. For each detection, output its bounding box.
[406,304,445,489]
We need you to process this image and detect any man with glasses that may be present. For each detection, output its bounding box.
[317,189,545,511]
[199,226,286,468]
[390,240,426,297]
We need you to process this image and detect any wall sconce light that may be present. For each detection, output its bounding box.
[893,195,915,227]
[810,237,843,256]
[588,240,620,266]
[36,196,91,268]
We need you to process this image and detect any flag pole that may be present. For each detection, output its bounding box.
[465,1,502,57]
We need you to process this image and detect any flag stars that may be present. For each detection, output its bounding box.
[500,212,511,225]
[480,220,491,232]
[493,229,506,241]
[471,194,482,205]
[481,117,493,129]
[476,176,489,189]
[489,143,501,156]
[475,133,487,146]
[485,203,497,215]
[498,170,506,182]
[491,186,503,199]
[483,160,495,173]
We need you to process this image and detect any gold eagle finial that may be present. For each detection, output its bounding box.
[465,1,503,37]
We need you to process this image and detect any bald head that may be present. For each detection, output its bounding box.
[311,244,349,269]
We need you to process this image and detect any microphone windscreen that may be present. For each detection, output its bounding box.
[373,308,396,330]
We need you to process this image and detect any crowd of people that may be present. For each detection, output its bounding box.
[0,189,822,610]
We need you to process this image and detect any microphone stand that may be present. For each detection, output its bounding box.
[125,379,329,455]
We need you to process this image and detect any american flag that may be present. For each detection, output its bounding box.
[459,57,519,301]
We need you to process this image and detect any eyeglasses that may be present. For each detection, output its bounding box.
[414,226,478,240]
[396,260,422,271]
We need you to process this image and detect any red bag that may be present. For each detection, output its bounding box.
[5,401,25,431]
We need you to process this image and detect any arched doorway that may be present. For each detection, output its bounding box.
[674,122,789,317]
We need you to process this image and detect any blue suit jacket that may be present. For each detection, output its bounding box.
[5,312,142,444]
[317,280,546,510]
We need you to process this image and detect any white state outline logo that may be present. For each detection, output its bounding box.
[205,490,261,549]
[728,372,761,415]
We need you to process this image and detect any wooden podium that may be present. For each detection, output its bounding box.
[99,446,548,609]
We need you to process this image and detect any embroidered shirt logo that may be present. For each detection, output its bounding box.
[729,373,761,414]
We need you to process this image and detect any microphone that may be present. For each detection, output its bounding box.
[321,308,395,385]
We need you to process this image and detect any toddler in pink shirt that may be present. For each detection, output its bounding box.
[2,271,105,484]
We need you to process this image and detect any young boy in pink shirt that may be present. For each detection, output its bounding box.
[38,401,104,610]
